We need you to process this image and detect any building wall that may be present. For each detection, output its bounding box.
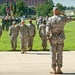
[0,0,46,6]
[23,0,46,6]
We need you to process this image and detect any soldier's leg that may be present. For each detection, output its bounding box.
[23,38,27,53]
[56,43,64,74]
[10,38,14,50]
[14,38,17,50]
[30,37,34,50]
[20,38,24,54]
[50,44,57,74]
[41,37,44,50]
[28,37,31,50]
[44,37,47,50]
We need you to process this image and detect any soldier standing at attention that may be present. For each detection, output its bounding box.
[9,21,19,50]
[46,7,67,74]
[15,20,29,54]
[39,20,47,50]
[27,19,36,50]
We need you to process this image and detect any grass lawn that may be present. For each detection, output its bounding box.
[0,19,75,51]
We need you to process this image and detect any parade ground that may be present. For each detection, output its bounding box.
[0,51,75,75]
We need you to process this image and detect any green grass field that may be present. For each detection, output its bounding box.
[0,19,75,51]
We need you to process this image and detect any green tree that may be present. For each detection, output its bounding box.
[16,0,29,16]
[36,0,54,17]
[0,4,7,16]
[56,3,67,11]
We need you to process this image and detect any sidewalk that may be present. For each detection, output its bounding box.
[0,51,75,75]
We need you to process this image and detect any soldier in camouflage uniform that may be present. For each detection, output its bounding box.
[15,20,29,54]
[9,21,19,50]
[27,19,36,50]
[36,17,43,30]
[0,26,2,37]
[39,20,47,50]
[46,7,67,74]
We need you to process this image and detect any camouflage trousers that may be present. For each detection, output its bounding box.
[41,36,47,48]
[10,37,17,50]
[20,37,27,52]
[28,36,34,48]
[50,43,64,68]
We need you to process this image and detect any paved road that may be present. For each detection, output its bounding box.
[0,51,75,75]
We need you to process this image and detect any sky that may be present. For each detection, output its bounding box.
[53,0,75,7]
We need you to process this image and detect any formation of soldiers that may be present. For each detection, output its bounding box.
[9,19,36,54]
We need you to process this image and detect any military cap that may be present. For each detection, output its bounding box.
[21,19,25,23]
[13,21,16,24]
[42,19,46,22]
[29,19,32,22]
[53,7,59,11]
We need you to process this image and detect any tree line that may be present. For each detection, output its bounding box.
[0,0,75,17]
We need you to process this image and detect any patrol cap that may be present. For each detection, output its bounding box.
[21,19,25,23]
[53,7,59,11]
[29,19,32,22]
[42,19,46,22]
[13,21,16,24]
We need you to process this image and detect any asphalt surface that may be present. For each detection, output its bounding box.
[0,51,75,75]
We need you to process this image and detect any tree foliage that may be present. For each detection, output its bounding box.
[56,3,67,11]
[36,0,54,17]
[16,0,29,17]
[0,4,7,16]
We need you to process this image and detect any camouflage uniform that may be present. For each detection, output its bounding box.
[46,15,67,68]
[39,23,47,50]
[16,23,29,53]
[9,25,19,50]
[28,23,36,50]
[0,26,2,37]
[36,17,43,30]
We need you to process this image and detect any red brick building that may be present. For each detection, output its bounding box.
[24,0,46,7]
[0,0,46,6]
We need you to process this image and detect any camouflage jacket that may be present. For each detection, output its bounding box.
[39,24,47,37]
[9,25,19,38]
[27,23,36,37]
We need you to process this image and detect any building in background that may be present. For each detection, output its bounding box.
[0,0,46,7]
[24,0,46,7]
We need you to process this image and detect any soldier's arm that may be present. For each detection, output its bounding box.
[27,26,30,37]
[9,27,12,36]
[46,18,51,37]
[15,23,21,29]
[46,18,52,43]
[38,25,41,37]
